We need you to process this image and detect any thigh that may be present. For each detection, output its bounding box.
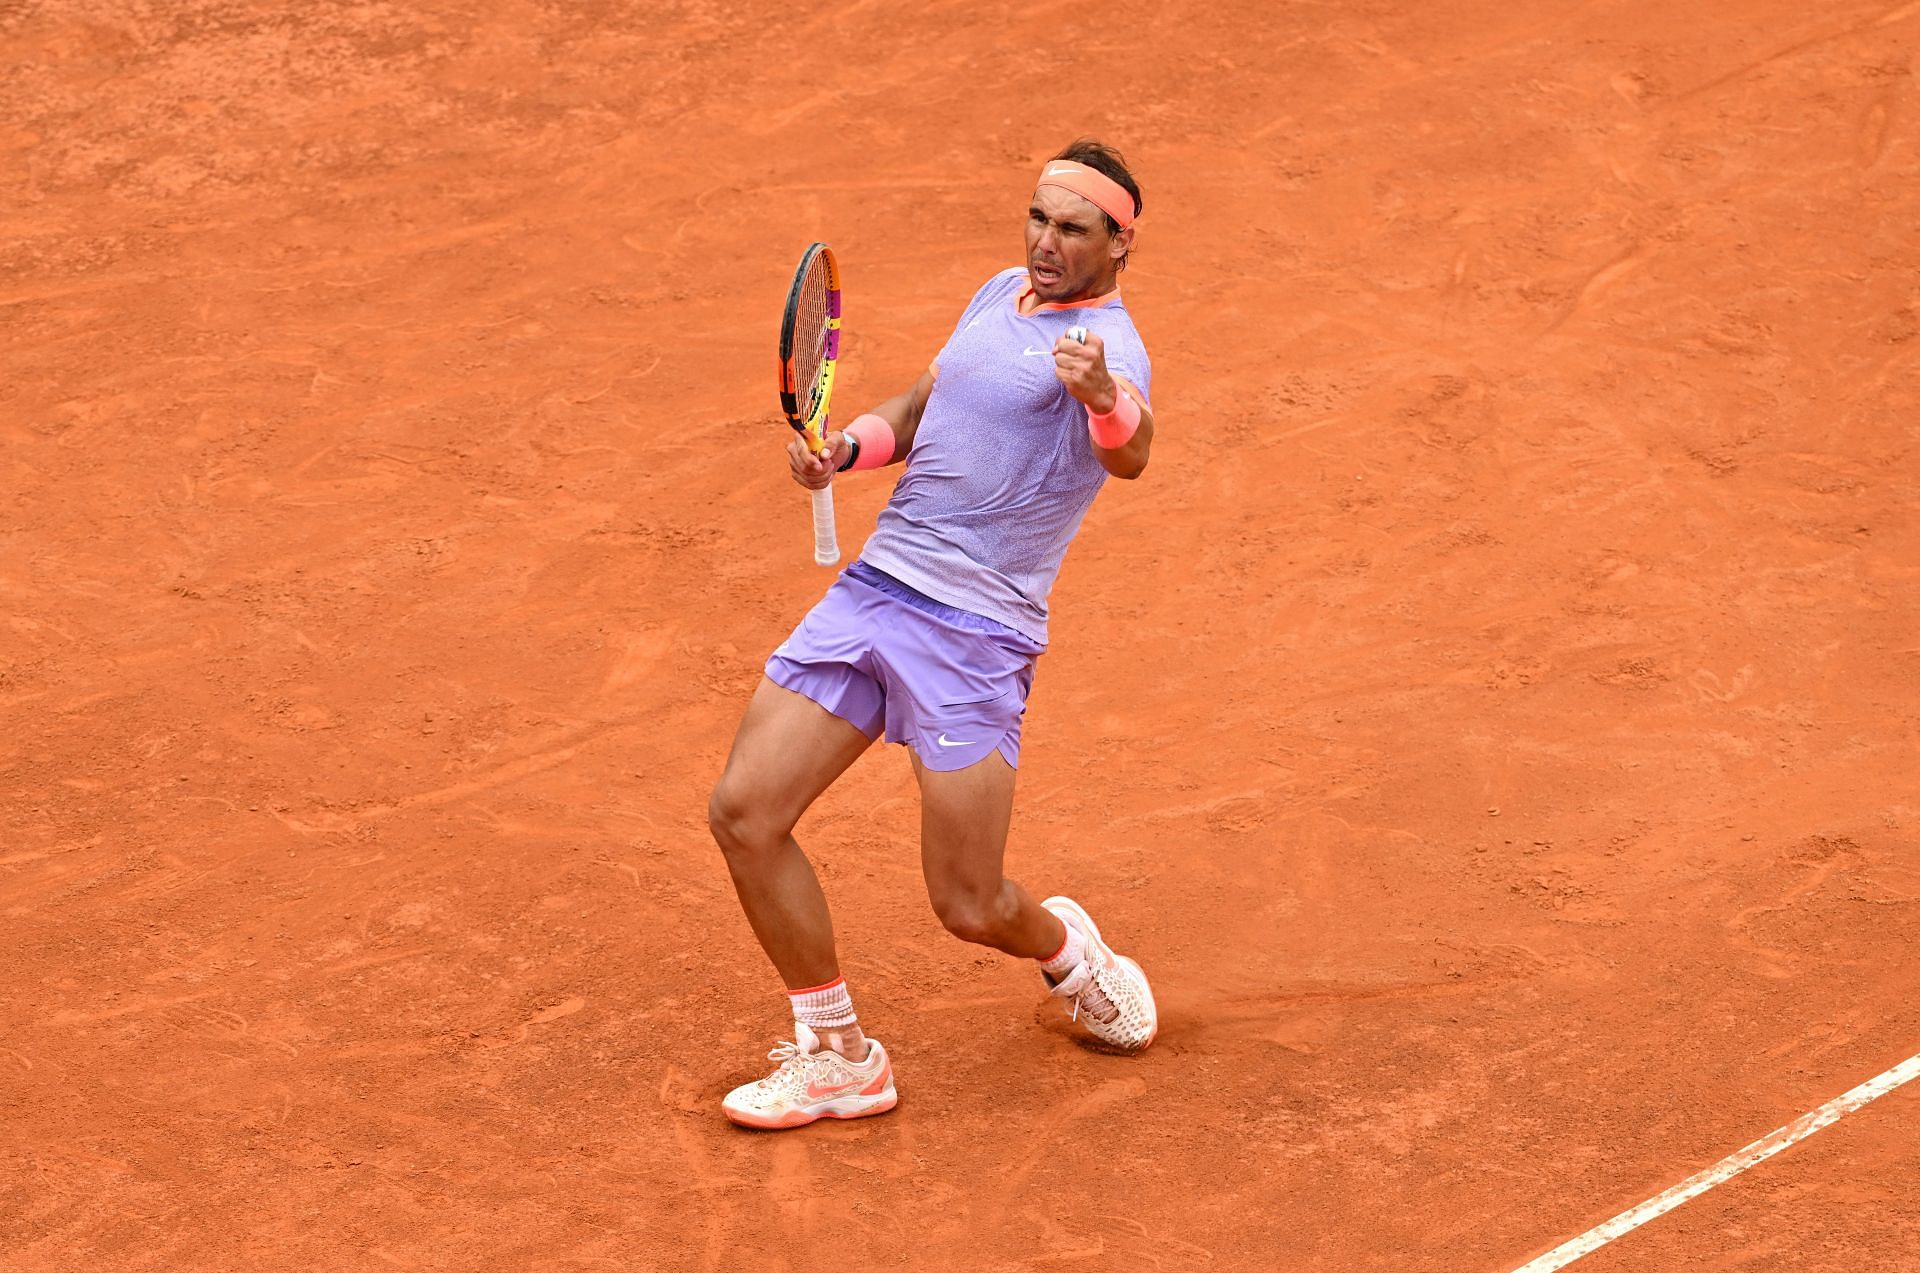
[914,747,1018,903]
[714,677,875,835]
[765,574,888,740]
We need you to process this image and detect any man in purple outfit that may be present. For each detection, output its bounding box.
[708,140,1160,1130]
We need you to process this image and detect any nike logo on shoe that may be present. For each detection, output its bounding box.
[936,734,974,748]
[804,1078,870,1100]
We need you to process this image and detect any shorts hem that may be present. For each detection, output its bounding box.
[765,658,883,740]
[903,732,1022,772]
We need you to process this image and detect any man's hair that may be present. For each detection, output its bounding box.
[1050,138,1143,235]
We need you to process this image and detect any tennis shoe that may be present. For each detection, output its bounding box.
[721,1022,897,1130]
[1040,896,1158,1051]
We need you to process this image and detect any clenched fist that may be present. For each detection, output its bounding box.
[788,430,849,491]
[1052,328,1118,414]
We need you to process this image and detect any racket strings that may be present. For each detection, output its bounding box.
[793,258,832,418]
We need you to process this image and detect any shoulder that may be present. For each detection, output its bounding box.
[948,268,1029,333]
[1098,302,1147,346]
[979,267,1029,301]
[1094,304,1150,363]
[1094,306,1152,397]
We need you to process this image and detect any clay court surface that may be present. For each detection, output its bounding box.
[5,0,1919,1268]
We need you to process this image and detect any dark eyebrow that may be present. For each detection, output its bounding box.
[1028,205,1094,232]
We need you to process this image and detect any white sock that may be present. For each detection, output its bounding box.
[787,977,857,1031]
[1039,923,1086,980]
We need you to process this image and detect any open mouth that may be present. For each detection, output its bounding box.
[1031,262,1063,286]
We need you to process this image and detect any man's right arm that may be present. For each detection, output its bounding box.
[788,368,937,490]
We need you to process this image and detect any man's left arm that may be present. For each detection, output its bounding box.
[1051,331,1153,480]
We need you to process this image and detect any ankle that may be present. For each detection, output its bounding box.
[818,1025,870,1062]
[1039,920,1086,979]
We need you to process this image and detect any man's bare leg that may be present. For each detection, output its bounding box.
[913,749,1067,960]
[914,748,1158,1050]
[708,676,874,1059]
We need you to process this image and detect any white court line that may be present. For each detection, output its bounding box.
[1511,1051,1920,1273]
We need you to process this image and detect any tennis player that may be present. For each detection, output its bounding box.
[709,140,1158,1129]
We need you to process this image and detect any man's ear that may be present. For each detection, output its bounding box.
[1109,225,1134,262]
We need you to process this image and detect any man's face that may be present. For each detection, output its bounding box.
[1025,185,1129,301]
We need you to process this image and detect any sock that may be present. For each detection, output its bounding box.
[1039,923,1086,981]
[788,976,857,1031]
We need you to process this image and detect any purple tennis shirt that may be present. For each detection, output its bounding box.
[856,267,1152,645]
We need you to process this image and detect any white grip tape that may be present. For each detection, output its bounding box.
[1066,325,1088,344]
[810,484,840,566]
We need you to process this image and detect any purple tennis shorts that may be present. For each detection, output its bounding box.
[766,562,1045,771]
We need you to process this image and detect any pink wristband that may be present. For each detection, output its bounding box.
[844,412,896,471]
[1086,387,1141,449]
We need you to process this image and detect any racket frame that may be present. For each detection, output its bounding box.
[777,242,843,457]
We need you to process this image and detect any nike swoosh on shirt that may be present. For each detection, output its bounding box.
[1021,347,1049,357]
[936,734,975,748]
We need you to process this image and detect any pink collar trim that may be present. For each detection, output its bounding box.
[1013,275,1122,315]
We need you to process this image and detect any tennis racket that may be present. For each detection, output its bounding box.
[776,242,843,566]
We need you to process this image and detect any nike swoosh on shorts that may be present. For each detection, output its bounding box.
[936,734,974,748]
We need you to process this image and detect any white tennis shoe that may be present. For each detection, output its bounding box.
[722,1023,897,1130]
[1040,896,1158,1051]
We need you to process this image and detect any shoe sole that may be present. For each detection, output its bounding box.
[724,1088,898,1130]
[1043,896,1158,1051]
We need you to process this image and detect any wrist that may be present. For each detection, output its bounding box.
[842,412,897,471]
[1086,388,1141,449]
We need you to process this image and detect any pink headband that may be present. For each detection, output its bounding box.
[1035,160,1137,229]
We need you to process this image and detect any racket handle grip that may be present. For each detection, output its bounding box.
[811,485,840,566]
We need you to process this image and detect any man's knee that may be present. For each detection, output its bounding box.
[707,777,788,861]
[931,887,1005,947]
